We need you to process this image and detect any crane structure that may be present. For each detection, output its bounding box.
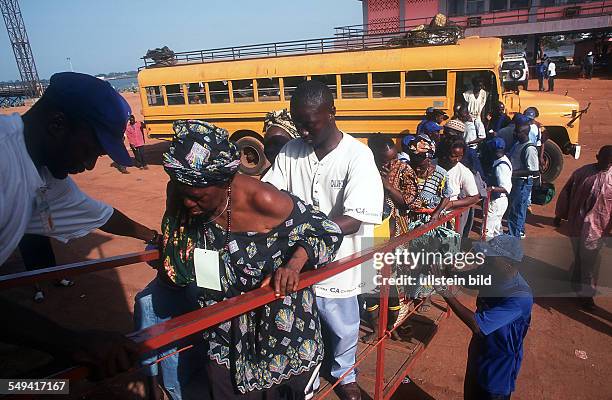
[0,0,41,99]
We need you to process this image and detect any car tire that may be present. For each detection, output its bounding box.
[234,135,268,176]
[540,140,564,183]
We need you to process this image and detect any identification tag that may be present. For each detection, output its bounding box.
[194,248,222,291]
[35,186,54,234]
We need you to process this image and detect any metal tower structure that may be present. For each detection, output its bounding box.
[0,0,41,98]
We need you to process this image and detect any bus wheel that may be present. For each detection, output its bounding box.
[540,141,563,183]
[235,136,268,176]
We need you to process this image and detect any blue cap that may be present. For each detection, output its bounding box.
[45,72,133,166]
[473,234,524,262]
[402,134,416,147]
[422,120,443,135]
[512,112,531,126]
[524,107,538,120]
[488,137,506,151]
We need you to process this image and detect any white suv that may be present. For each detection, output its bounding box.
[501,53,529,90]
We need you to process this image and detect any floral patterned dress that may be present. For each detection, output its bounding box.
[160,192,342,394]
[404,163,461,299]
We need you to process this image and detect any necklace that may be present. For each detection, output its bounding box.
[201,187,230,225]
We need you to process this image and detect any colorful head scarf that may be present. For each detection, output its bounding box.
[163,120,241,187]
[407,134,436,159]
[263,109,300,139]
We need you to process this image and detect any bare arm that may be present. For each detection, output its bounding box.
[99,209,157,242]
[332,215,362,235]
[430,197,451,221]
[441,294,481,335]
[448,195,480,210]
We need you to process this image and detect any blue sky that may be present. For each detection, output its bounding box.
[1,0,363,81]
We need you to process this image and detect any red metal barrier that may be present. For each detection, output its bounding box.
[2,205,477,399]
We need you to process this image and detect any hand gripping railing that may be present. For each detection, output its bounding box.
[1,205,475,399]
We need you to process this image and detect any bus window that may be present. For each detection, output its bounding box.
[257,78,280,102]
[187,82,207,104]
[166,84,185,105]
[405,70,447,97]
[341,73,367,99]
[233,79,255,102]
[311,74,337,98]
[145,86,164,106]
[209,81,230,103]
[283,76,307,100]
[372,72,401,98]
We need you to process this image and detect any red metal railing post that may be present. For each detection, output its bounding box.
[374,258,391,400]
[481,190,492,241]
[454,211,462,233]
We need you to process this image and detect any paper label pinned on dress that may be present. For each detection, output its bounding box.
[194,248,222,291]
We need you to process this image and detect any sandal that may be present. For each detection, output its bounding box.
[54,278,75,287]
[33,290,44,303]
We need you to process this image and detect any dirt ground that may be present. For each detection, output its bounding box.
[1,75,611,399]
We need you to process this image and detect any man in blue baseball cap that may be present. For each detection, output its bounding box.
[484,137,513,239]
[507,117,539,238]
[434,234,533,400]
[0,72,160,379]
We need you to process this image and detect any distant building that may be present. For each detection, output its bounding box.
[342,1,610,39]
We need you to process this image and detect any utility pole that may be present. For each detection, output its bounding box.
[0,0,41,98]
[66,57,73,72]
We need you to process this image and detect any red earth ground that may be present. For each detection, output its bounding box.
[1,74,611,399]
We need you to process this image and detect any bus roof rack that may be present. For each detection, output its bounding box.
[142,26,464,68]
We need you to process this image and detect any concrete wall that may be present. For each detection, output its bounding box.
[363,0,612,37]
[403,0,440,21]
[465,14,612,37]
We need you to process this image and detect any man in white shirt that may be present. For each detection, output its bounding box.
[263,80,383,400]
[484,138,513,239]
[463,77,488,123]
[437,139,480,237]
[547,58,557,92]
[458,104,486,149]
[1,72,160,379]
[508,120,540,238]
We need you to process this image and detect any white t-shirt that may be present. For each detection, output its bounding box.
[447,162,479,201]
[0,113,113,265]
[548,62,556,77]
[464,119,486,149]
[262,133,383,298]
[492,156,513,197]
[528,123,542,146]
[463,89,487,121]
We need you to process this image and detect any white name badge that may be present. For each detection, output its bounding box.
[194,248,222,291]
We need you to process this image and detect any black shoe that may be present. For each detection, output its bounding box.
[361,308,379,343]
[579,297,596,311]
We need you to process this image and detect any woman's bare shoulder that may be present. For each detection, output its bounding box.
[237,175,294,219]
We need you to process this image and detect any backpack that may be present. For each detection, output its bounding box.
[531,182,556,205]
[519,143,538,174]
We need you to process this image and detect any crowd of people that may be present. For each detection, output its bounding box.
[0,72,610,400]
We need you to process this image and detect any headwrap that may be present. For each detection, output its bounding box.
[263,109,300,139]
[406,134,436,159]
[163,120,241,187]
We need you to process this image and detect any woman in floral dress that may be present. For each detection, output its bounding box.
[137,120,343,399]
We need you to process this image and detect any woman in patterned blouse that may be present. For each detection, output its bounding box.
[403,135,459,313]
[136,120,343,399]
[364,135,419,341]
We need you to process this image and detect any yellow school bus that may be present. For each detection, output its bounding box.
[138,35,583,180]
